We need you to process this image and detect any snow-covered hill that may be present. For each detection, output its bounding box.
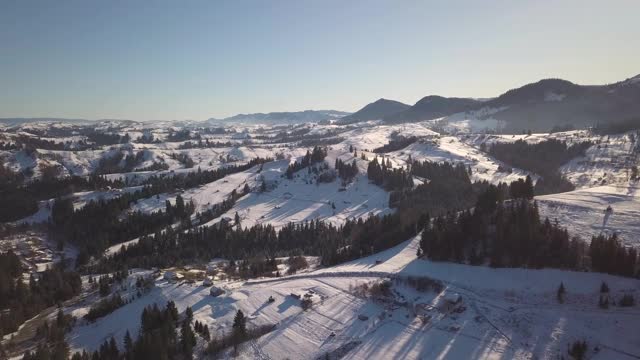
[3,118,640,360]
[69,236,640,360]
[537,185,640,248]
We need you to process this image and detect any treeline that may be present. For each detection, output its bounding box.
[487,139,592,195]
[373,136,418,153]
[178,139,235,149]
[0,163,38,222]
[0,132,128,151]
[298,136,344,147]
[420,198,584,269]
[69,301,201,360]
[84,131,130,146]
[97,160,491,272]
[166,129,199,142]
[0,126,132,153]
[92,155,635,281]
[195,191,240,226]
[593,117,640,135]
[95,150,147,175]
[367,157,413,191]
[0,172,124,223]
[418,186,638,277]
[84,294,125,322]
[68,303,265,360]
[25,174,124,201]
[21,309,75,360]
[590,233,637,277]
[334,158,358,182]
[169,153,195,168]
[260,129,342,145]
[51,193,195,262]
[51,158,271,260]
[139,157,270,191]
[0,256,82,335]
[0,135,68,150]
[101,212,422,272]
[135,133,160,144]
[285,146,327,179]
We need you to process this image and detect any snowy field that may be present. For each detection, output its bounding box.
[537,184,640,248]
[3,119,640,359]
[69,236,640,360]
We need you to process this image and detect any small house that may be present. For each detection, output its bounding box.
[202,277,213,287]
[440,293,463,312]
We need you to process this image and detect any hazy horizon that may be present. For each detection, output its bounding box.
[1,0,639,121]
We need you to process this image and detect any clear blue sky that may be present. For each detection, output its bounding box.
[1,0,638,121]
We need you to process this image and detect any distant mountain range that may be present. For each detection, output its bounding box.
[383,96,482,124]
[337,99,410,124]
[341,74,640,133]
[207,110,349,125]
[4,74,638,132]
[479,75,640,132]
[0,118,97,127]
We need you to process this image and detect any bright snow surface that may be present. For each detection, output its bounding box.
[70,236,640,359]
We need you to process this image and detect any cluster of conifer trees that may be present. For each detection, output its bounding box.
[285,146,327,179]
[95,150,147,175]
[373,136,418,153]
[166,129,199,142]
[68,301,199,360]
[178,139,234,149]
[0,257,82,336]
[420,198,585,269]
[20,309,75,360]
[0,166,128,222]
[487,139,591,195]
[168,153,195,168]
[589,233,638,277]
[367,157,414,191]
[334,158,358,182]
[49,158,271,261]
[50,193,195,263]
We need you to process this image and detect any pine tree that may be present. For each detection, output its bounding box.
[232,309,247,338]
[524,175,534,199]
[56,308,65,328]
[557,282,566,303]
[185,306,193,321]
[123,330,133,359]
[180,320,196,359]
[234,211,241,228]
[176,194,185,216]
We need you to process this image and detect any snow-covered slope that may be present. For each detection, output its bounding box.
[537,184,640,248]
[70,236,640,360]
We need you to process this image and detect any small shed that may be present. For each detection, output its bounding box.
[443,293,462,305]
[202,277,213,287]
[440,293,463,312]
